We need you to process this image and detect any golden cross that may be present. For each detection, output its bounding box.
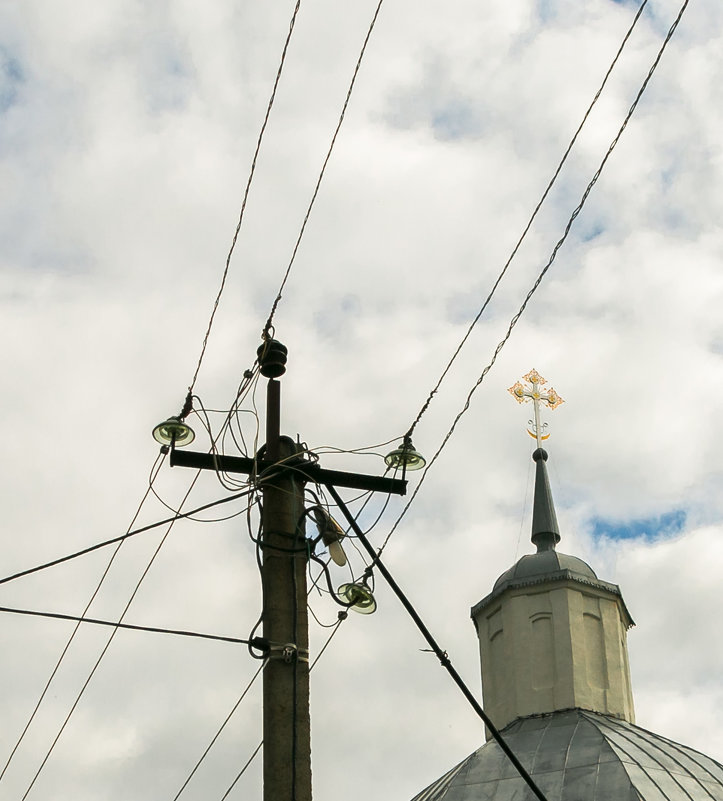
[508,369,564,449]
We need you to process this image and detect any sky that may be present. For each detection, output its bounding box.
[1,0,723,799]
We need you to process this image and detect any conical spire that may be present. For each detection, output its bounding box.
[531,447,560,552]
[507,369,564,552]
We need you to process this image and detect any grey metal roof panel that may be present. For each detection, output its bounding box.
[409,710,723,801]
[594,758,642,801]
[587,713,723,800]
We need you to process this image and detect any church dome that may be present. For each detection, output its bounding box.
[493,549,598,591]
[473,547,630,624]
[411,709,723,801]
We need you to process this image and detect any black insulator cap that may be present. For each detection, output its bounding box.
[532,448,549,462]
[257,339,288,378]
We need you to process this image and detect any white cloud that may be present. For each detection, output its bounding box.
[1,0,722,799]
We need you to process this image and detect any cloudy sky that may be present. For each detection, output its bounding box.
[1,0,723,798]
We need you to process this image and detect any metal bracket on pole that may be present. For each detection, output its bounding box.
[267,643,309,664]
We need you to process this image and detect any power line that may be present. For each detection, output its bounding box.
[19,472,205,800]
[166,6,687,796]
[172,617,347,800]
[7,12,296,770]
[187,0,303,397]
[377,0,690,559]
[3,343,252,785]
[220,742,264,801]
[171,660,267,801]
[0,488,254,588]
[262,0,386,339]
[0,450,166,785]
[0,606,253,646]
[327,485,549,801]
[11,384,255,793]
[405,0,650,441]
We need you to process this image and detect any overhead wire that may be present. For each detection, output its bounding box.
[149,479,255,522]
[16,375,270,791]
[219,743,264,801]
[306,435,399,457]
[186,0,303,397]
[171,659,268,801]
[0,488,255,588]
[164,7,681,795]
[2,349,252,787]
[261,0,387,339]
[170,610,347,800]
[177,4,686,798]
[0,449,166,785]
[213,616,347,801]
[307,601,341,628]
[375,0,690,561]
[18,469,208,800]
[10,0,684,794]
[235,15,689,790]
[14,409,257,797]
[189,367,261,492]
[245,497,267,660]
[7,0,373,789]
[405,0,651,441]
[326,484,549,801]
[0,606,254,646]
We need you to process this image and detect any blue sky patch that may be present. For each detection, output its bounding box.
[591,509,686,541]
[580,221,605,243]
[432,104,481,141]
[0,51,24,112]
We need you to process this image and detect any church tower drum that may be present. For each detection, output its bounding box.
[471,446,635,733]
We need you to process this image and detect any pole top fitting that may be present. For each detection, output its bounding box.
[257,339,288,378]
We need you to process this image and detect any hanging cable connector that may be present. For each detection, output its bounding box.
[179,391,193,420]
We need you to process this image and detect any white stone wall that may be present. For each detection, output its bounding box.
[474,579,635,735]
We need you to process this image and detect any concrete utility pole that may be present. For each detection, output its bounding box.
[261,373,311,801]
[168,338,407,800]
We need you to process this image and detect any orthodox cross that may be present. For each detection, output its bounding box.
[508,369,564,448]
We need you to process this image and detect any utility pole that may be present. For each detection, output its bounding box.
[260,355,311,801]
[167,339,407,800]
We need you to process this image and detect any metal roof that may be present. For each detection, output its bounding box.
[471,550,635,628]
[492,549,599,590]
[409,709,723,801]
[469,445,635,627]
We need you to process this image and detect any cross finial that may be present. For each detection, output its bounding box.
[508,369,564,449]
